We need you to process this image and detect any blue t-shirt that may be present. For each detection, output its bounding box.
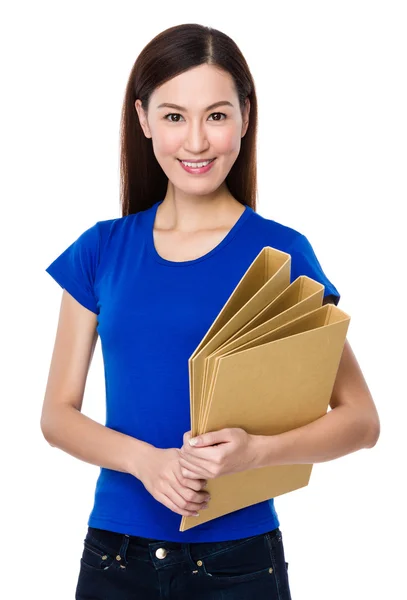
[45,199,340,542]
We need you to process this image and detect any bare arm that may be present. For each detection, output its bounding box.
[253,296,380,467]
[41,289,210,517]
[40,290,152,479]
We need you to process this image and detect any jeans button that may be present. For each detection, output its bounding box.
[155,547,168,559]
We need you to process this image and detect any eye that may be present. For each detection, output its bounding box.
[163,112,227,122]
[209,112,227,121]
[163,113,183,122]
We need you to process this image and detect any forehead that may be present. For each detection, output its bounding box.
[152,64,236,108]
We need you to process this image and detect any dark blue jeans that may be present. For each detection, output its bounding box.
[75,525,292,599]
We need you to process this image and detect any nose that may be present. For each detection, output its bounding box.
[183,119,210,155]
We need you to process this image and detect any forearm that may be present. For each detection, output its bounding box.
[253,406,377,468]
[41,405,153,479]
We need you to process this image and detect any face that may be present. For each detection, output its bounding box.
[135,64,250,199]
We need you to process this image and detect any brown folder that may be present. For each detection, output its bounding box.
[180,246,350,532]
[189,247,292,435]
[200,275,325,430]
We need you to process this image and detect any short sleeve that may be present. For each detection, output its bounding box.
[45,222,101,314]
[289,233,341,306]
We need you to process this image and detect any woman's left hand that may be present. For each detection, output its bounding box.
[178,428,258,480]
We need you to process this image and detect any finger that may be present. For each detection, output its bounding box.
[179,453,214,471]
[179,456,211,479]
[183,430,192,446]
[181,467,202,479]
[167,486,208,514]
[174,469,206,490]
[188,429,230,447]
[174,462,208,489]
[180,445,218,460]
[159,492,202,517]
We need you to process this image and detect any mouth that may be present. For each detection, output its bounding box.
[177,158,216,164]
[178,157,217,174]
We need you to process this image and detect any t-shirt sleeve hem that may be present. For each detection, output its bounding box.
[288,232,341,306]
[45,264,98,314]
[323,287,341,306]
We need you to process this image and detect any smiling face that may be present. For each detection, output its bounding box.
[135,64,250,200]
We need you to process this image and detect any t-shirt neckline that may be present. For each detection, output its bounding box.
[147,200,253,267]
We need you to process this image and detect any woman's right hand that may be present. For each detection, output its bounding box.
[135,446,211,517]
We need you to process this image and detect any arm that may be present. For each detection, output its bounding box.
[40,290,152,479]
[180,337,380,477]
[252,298,380,468]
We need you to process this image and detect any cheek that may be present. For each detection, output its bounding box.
[210,127,241,156]
[150,124,177,158]
[151,124,183,155]
[154,137,180,156]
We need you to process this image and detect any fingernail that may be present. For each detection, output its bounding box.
[193,512,200,517]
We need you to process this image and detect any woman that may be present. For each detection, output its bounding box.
[41,23,380,600]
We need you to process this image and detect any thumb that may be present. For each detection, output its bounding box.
[189,429,227,447]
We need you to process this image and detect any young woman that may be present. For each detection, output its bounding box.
[42,23,380,600]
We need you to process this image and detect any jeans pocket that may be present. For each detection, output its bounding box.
[191,533,275,584]
[266,530,292,598]
[80,530,116,572]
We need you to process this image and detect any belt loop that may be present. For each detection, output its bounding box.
[117,533,130,569]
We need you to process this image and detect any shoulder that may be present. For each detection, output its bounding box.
[250,208,341,304]
[249,209,305,252]
[93,211,145,254]
[95,212,140,241]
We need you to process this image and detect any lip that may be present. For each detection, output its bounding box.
[178,158,217,175]
[178,158,215,163]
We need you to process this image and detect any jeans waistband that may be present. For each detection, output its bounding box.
[88,525,280,550]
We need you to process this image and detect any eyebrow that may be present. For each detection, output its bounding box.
[156,101,234,111]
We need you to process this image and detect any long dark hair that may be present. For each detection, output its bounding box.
[119,23,258,217]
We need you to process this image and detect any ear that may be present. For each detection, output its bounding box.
[135,99,152,139]
[242,97,250,138]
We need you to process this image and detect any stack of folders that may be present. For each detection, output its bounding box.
[179,245,350,532]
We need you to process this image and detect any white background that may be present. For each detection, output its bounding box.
[1,1,405,598]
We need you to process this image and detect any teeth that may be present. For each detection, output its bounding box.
[181,160,213,168]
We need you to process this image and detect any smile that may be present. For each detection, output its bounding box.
[178,158,216,174]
